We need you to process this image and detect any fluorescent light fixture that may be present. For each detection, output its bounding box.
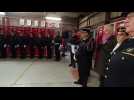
[0,12,5,16]
[45,17,62,21]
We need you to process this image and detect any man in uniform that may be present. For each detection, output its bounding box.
[28,33,34,58]
[54,32,62,61]
[110,27,129,55]
[74,28,95,87]
[46,34,53,59]
[19,32,28,58]
[0,31,6,58]
[95,24,117,87]
[103,12,134,87]
[37,33,44,58]
[42,33,47,58]
[9,32,18,58]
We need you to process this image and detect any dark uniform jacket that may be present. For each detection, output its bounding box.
[46,37,52,47]
[10,35,18,48]
[35,37,42,48]
[95,35,117,77]
[54,35,62,45]
[18,36,28,47]
[40,37,46,48]
[104,38,134,87]
[0,34,6,56]
[0,35,5,49]
[76,37,95,70]
[111,39,129,55]
[28,35,34,47]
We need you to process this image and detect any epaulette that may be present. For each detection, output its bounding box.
[121,48,134,57]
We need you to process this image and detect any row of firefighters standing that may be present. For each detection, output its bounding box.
[0,30,63,61]
[69,12,134,87]
[0,12,134,87]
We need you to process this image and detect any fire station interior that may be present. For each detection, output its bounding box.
[0,12,125,87]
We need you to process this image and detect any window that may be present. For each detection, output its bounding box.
[26,19,31,26]
[19,18,25,26]
[0,12,5,16]
[34,20,38,27]
[41,20,46,27]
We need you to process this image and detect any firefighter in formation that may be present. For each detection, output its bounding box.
[0,27,56,59]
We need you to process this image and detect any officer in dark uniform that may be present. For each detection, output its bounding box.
[9,32,18,58]
[54,32,62,61]
[37,34,44,58]
[28,33,35,58]
[103,12,134,87]
[96,25,117,87]
[111,27,129,55]
[103,38,134,87]
[19,33,28,58]
[41,34,47,58]
[33,34,39,58]
[74,28,95,87]
[39,33,46,58]
[3,35,8,58]
[46,34,53,59]
[0,32,6,58]
[33,34,40,58]
[40,34,46,58]
[5,31,12,58]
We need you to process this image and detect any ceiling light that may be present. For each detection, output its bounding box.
[0,12,5,16]
[45,17,62,21]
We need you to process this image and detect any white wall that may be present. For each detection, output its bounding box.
[5,12,78,31]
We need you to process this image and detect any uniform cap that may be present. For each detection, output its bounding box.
[79,28,91,34]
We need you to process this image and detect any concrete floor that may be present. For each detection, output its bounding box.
[0,55,100,87]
